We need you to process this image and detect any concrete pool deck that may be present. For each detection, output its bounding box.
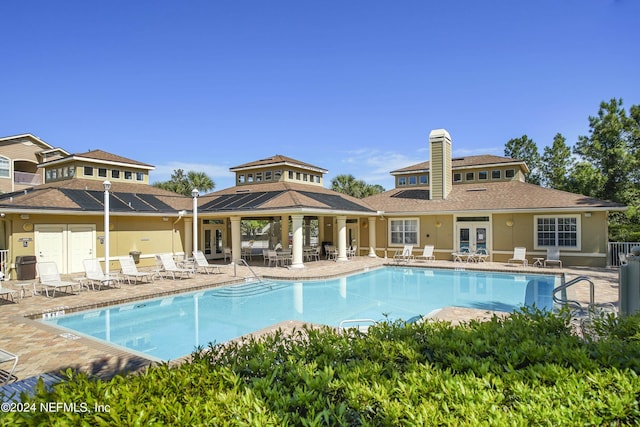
[0,256,620,383]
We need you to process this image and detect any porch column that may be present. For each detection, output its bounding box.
[336,215,348,262]
[184,218,193,256]
[281,215,289,249]
[230,216,242,263]
[368,217,377,257]
[290,214,305,269]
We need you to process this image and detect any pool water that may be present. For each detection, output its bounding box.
[43,267,558,361]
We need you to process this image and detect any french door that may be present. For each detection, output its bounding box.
[455,220,489,252]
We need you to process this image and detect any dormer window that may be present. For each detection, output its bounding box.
[453,173,462,182]
[98,168,107,178]
[478,171,488,180]
[112,169,120,179]
[409,176,417,185]
[275,170,282,180]
[84,166,93,177]
[492,170,501,180]
[505,169,515,178]
[465,172,474,181]
[419,175,428,185]
[238,174,245,183]
[265,171,272,181]
[256,172,262,182]
[398,177,407,186]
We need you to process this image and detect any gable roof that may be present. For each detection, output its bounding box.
[0,179,190,214]
[364,181,625,214]
[391,154,528,175]
[38,149,155,170]
[229,154,328,174]
[198,181,374,214]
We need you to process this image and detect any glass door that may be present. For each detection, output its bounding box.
[456,220,490,252]
[203,223,225,259]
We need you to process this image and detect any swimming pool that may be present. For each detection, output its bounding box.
[42,267,558,361]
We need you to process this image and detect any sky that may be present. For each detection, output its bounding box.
[1,0,638,192]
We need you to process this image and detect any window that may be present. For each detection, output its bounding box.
[98,168,107,178]
[409,176,417,185]
[478,171,488,180]
[238,174,245,183]
[390,219,418,245]
[535,215,579,249]
[419,175,428,185]
[84,166,93,176]
[315,176,321,183]
[111,169,120,179]
[136,172,144,181]
[124,171,133,180]
[288,171,294,179]
[265,171,272,181]
[256,172,262,182]
[68,166,75,177]
[296,172,301,180]
[505,169,515,178]
[275,170,282,180]
[465,172,474,181]
[0,157,9,178]
[453,173,462,182]
[247,173,254,183]
[303,173,308,182]
[398,177,407,186]
[492,170,501,180]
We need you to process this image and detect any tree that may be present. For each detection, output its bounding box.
[330,174,385,198]
[504,135,542,185]
[153,169,215,196]
[540,133,573,190]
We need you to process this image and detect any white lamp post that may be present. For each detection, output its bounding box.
[103,180,111,277]
[192,188,199,257]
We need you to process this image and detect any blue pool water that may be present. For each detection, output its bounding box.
[42,267,558,361]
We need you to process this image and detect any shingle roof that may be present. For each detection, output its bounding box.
[198,181,374,213]
[40,150,155,169]
[364,181,625,213]
[391,155,524,174]
[229,155,328,173]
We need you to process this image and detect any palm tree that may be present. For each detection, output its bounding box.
[153,169,215,196]
[186,171,215,194]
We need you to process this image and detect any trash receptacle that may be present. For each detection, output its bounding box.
[16,255,37,280]
[129,251,141,264]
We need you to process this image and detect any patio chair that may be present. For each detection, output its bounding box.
[474,248,489,262]
[83,258,121,290]
[415,245,435,262]
[0,281,17,303]
[325,244,338,261]
[118,256,154,284]
[544,247,562,268]
[223,247,232,263]
[266,250,279,267]
[0,348,18,385]
[347,245,357,259]
[157,253,194,279]
[36,262,78,297]
[393,245,414,263]
[508,247,528,266]
[193,251,221,274]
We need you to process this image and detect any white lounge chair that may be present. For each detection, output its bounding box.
[393,245,414,263]
[192,251,221,274]
[508,247,528,266]
[118,256,154,284]
[36,262,78,297]
[544,247,562,268]
[415,245,435,262]
[0,281,17,303]
[266,250,279,267]
[157,253,194,279]
[474,248,489,262]
[83,259,121,290]
[0,348,18,385]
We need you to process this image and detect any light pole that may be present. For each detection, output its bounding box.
[192,188,199,257]
[103,180,111,277]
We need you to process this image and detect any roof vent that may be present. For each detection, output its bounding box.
[467,188,487,192]
[236,189,251,193]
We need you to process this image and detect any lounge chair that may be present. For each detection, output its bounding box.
[118,256,154,284]
[223,247,232,263]
[325,244,338,260]
[393,245,414,263]
[474,248,489,262]
[157,253,194,279]
[0,348,18,385]
[544,247,562,268]
[36,262,78,297]
[452,246,474,262]
[0,281,17,303]
[193,251,221,274]
[83,259,121,290]
[415,245,435,262]
[508,247,528,266]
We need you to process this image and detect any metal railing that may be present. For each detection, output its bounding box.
[13,171,41,185]
[553,275,594,311]
[609,242,640,267]
[0,250,8,280]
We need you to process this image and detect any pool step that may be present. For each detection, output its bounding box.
[211,281,288,297]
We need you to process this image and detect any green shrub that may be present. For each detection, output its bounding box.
[2,310,640,426]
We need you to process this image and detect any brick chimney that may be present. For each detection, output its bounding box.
[429,129,452,200]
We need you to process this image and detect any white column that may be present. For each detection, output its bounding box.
[336,215,348,262]
[230,216,242,263]
[290,214,304,269]
[103,180,111,276]
[192,189,199,257]
[184,218,193,257]
[368,217,378,257]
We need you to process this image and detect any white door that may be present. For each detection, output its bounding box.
[68,225,96,273]
[35,225,66,273]
[456,222,490,252]
[203,224,225,260]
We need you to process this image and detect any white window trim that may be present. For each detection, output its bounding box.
[533,214,581,251]
[388,217,420,247]
[0,156,10,178]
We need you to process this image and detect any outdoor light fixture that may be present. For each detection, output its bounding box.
[506,220,514,227]
[103,180,111,277]
[192,188,199,255]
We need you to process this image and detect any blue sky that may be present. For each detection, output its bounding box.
[2,1,638,192]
